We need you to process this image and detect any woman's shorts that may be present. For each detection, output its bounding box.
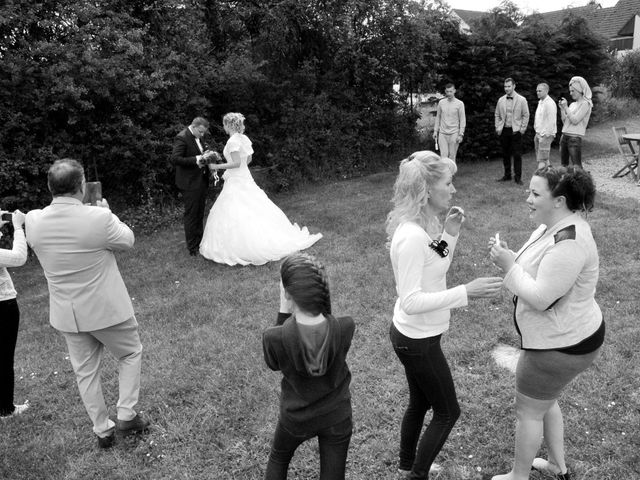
[515,347,600,400]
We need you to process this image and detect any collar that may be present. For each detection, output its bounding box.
[188,126,200,140]
[542,212,581,238]
[51,196,83,206]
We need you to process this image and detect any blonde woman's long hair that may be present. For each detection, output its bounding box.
[385,151,457,242]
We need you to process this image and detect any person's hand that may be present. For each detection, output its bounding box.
[0,211,9,229]
[96,198,110,209]
[433,131,438,140]
[279,281,293,314]
[558,97,568,109]
[464,276,503,298]
[456,134,463,144]
[443,206,465,237]
[11,210,25,228]
[489,234,516,273]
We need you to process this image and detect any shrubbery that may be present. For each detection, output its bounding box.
[0,0,612,211]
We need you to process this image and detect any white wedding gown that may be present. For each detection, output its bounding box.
[199,133,322,266]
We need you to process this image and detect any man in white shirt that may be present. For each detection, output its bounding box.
[534,83,558,169]
[433,83,466,162]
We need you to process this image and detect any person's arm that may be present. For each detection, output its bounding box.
[458,102,466,139]
[262,329,281,371]
[503,241,585,310]
[210,150,241,170]
[520,97,530,134]
[495,99,503,134]
[395,231,468,315]
[543,101,557,136]
[171,135,200,167]
[103,207,135,251]
[564,101,590,126]
[434,101,442,138]
[0,211,27,268]
[0,229,27,268]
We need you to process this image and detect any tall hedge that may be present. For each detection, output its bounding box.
[0,0,611,209]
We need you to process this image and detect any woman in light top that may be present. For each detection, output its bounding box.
[0,210,29,418]
[386,151,502,479]
[199,113,321,265]
[489,166,604,480]
[558,76,592,168]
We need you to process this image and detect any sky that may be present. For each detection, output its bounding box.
[447,0,617,14]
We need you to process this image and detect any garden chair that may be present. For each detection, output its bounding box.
[611,126,639,179]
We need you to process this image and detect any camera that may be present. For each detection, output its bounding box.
[1,211,12,222]
[82,181,102,205]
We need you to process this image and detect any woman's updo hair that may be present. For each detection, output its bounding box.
[280,253,331,317]
[222,112,246,134]
[534,165,596,212]
[385,151,457,238]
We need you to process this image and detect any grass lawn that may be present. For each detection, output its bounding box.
[2,150,639,479]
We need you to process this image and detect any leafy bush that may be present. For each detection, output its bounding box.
[608,50,640,100]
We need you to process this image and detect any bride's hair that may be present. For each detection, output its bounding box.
[223,112,245,134]
[281,253,331,317]
[385,151,456,242]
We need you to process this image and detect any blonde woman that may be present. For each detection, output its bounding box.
[386,151,502,479]
[200,113,322,265]
[558,76,592,168]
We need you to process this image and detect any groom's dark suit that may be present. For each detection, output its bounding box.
[171,127,210,254]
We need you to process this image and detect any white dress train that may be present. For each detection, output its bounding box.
[199,133,322,266]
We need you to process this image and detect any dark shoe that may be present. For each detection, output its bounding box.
[496,176,511,182]
[515,179,523,185]
[556,472,571,480]
[97,432,115,449]
[117,414,150,436]
[189,250,197,256]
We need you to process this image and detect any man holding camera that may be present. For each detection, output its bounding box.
[25,159,149,448]
[171,116,220,256]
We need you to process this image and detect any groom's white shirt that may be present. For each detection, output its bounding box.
[26,197,135,333]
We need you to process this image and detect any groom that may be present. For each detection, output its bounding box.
[171,116,219,256]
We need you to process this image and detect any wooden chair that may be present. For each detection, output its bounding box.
[612,126,639,179]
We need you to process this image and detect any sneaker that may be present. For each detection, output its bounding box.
[0,403,29,419]
[397,463,442,477]
[97,432,115,449]
[117,413,150,436]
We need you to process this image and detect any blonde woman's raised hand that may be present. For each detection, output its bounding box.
[464,276,503,298]
[444,206,465,236]
[490,234,516,273]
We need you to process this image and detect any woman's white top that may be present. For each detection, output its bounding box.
[0,228,27,301]
[222,133,254,181]
[390,222,468,339]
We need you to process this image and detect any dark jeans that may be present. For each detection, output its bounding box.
[390,324,460,480]
[500,128,523,180]
[264,417,352,480]
[0,298,20,416]
[181,182,208,253]
[560,134,583,168]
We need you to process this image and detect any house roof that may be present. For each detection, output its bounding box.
[453,9,489,26]
[534,0,640,38]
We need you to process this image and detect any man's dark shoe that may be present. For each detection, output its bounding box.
[496,176,511,182]
[97,432,115,449]
[117,414,150,436]
[189,250,197,256]
[515,179,523,185]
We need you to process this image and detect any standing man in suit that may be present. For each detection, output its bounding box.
[495,78,530,185]
[26,159,149,449]
[171,117,218,256]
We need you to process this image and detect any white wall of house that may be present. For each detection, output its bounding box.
[634,15,640,49]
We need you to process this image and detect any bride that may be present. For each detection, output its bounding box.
[199,113,322,265]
